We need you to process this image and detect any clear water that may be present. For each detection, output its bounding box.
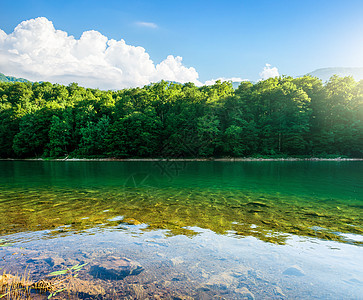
[0,161,362,299]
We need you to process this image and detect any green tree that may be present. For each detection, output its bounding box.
[13,109,53,157]
[47,113,73,157]
[0,76,361,159]
[78,115,110,156]
[196,114,221,156]
[107,109,162,157]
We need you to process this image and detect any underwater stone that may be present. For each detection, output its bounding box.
[205,272,236,289]
[273,286,286,297]
[235,287,255,299]
[171,257,184,266]
[131,284,146,299]
[282,265,305,276]
[122,218,142,225]
[89,256,144,280]
[245,201,269,207]
[48,256,65,267]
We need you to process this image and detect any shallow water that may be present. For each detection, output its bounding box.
[0,161,362,299]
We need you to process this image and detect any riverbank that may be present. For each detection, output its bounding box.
[1,157,363,161]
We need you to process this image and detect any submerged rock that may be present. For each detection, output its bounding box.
[171,257,184,266]
[122,218,142,225]
[89,256,144,280]
[130,284,146,299]
[205,273,235,289]
[59,277,105,297]
[235,287,255,299]
[26,255,67,269]
[171,293,194,300]
[282,265,305,276]
[273,285,286,297]
[245,201,269,207]
[204,271,242,289]
[48,256,65,267]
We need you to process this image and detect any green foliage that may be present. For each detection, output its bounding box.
[47,263,88,299]
[196,114,221,156]
[107,109,161,157]
[47,113,73,157]
[48,263,88,277]
[0,76,362,158]
[12,109,53,157]
[78,115,110,156]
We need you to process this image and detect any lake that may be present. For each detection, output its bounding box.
[0,161,362,299]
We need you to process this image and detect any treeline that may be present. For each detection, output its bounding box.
[0,75,362,158]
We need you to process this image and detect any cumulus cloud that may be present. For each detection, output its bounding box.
[259,63,279,80]
[204,77,248,86]
[135,21,158,29]
[0,17,201,89]
[154,55,200,84]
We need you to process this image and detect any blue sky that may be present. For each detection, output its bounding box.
[1,0,363,88]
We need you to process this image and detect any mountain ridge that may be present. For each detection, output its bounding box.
[0,72,29,83]
[307,67,363,82]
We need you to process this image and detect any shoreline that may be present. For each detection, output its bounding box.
[1,157,363,162]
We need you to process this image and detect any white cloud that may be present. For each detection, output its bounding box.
[259,63,279,80]
[154,55,200,84]
[0,29,6,43]
[204,77,248,86]
[0,17,201,89]
[135,21,158,29]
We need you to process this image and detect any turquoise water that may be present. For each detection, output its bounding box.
[1,161,362,204]
[0,161,362,299]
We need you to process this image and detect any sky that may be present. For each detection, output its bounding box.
[1,0,363,89]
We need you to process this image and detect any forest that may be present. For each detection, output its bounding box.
[0,75,362,159]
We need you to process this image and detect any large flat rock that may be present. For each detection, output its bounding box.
[89,256,144,280]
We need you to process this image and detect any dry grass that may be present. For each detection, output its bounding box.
[0,269,63,299]
[0,271,32,299]
[0,263,105,299]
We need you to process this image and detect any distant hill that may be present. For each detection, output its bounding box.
[307,68,363,82]
[231,81,242,89]
[0,72,29,83]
